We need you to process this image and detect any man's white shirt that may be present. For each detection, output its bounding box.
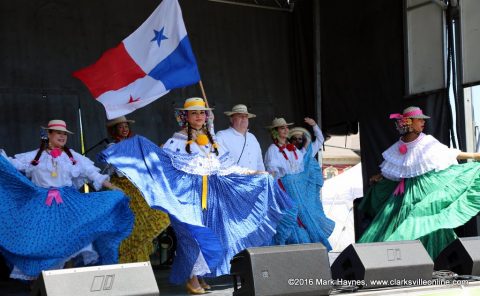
[216,127,265,171]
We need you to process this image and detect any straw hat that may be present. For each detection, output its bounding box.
[265,117,294,129]
[224,104,256,118]
[402,106,430,119]
[176,97,213,111]
[289,127,312,141]
[391,106,430,120]
[41,119,74,134]
[106,116,135,128]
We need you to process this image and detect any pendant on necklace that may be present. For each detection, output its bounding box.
[51,171,58,177]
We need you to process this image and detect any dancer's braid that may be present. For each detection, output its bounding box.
[204,125,219,156]
[186,123,192,154]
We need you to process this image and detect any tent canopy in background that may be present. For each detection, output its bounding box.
[322,163,363,252]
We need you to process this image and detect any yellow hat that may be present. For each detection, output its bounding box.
[176,97,213,111]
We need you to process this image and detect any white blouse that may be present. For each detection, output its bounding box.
[10,149,108,190]
[264,125,324,179]
[380,133,460,181]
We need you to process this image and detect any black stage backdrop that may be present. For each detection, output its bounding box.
[318,0,474,237]
[0,0,467,238]
[318,0,452,184]
[0,0,315,157]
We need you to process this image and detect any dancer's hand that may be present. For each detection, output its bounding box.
[369,174,383,184]
[247,170,268,175]
[304,117,316,126]
[103,181,122,192]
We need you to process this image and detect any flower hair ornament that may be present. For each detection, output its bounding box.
[390,106,429,135]
[174,110,213,128]
[270,129,280,141]
[389,106,430,155]
[393,117,413,135]
[174,110,188,128]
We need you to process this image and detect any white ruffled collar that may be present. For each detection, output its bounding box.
[380,133,459,180]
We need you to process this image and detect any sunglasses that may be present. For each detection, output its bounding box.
[291,137,303,141]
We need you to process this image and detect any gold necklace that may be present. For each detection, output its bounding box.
[50,156,58,177]
[47,148,61,177]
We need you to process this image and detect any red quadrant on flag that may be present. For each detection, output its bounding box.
[73,43,146,98]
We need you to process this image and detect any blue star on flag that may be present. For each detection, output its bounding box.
[151,27,168,47]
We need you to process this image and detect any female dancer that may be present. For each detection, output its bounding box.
[0,119,133,280]
[359,106,480,259]
[105,116,170,263]
[264,117,334,249]
[100,98,292,294]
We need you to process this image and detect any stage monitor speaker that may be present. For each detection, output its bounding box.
[331,240,433,288]
[434,236,480,276]
[31,262,159,296]
[230,243,332,296]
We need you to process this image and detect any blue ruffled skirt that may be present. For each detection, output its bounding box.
[273,146,334,250]
[0,155,134,278]
[99,135,293,283]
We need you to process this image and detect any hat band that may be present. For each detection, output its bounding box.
[184,100,206,108]
[389,109,424,119]
[48,123,67,129]
[232,109,247,113]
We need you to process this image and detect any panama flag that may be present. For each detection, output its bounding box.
[73,0,200,119]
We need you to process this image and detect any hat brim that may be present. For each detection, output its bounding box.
[176,106,214,111]
[289,127,311,139]
[410,114,430,119]
[224,111,256,118]
[106,119,135,128]
[41,127,74,134]
[265,122,294,129]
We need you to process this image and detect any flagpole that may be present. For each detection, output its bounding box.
[78,105,89,193]
[198,80,209,107]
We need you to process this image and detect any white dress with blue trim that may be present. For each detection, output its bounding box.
[264,125,335,249]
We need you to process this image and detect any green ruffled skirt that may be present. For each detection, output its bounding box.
[358,162,480,259]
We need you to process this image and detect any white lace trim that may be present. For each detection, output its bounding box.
[163,132,249,176]
[190,252,211,277]
[380,133,460,181]
[10,244,98,280]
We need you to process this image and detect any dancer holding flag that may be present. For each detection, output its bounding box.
[100,97,293,294]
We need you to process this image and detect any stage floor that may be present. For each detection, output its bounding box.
[0,268,234,296]
[2,268,480,296]
[1,253,479,296]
